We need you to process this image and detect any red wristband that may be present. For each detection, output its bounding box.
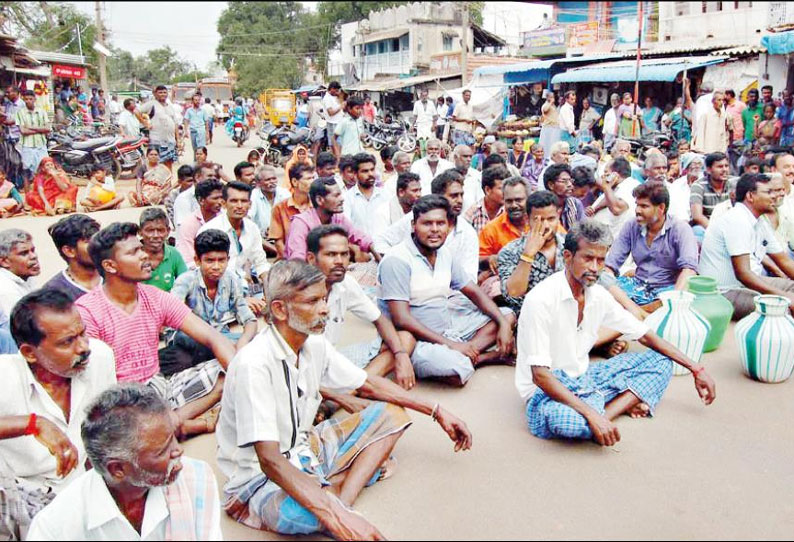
[24,413,38,436]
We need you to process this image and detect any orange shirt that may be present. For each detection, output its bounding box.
[269,197,311,243]
[479,213,530,257]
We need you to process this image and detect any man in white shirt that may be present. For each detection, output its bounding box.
[198,182,271,297]
[371,171,423,238]
[0,229,39,317]
[107,94,123,116]
[0,290,116,540]
[603,93,620,150]
[451,89,476,146]
[306,225,416,390]
[516,220,716,446]
[200,96,216,144]
[435,95,448,140]
[374,169,480,279]
[667,152,705,222]
[559,90,578,147]
[452,144,484,211]
[589,157,641,238]
[322,81,344,152]
[699,173,794,320]
[344,153,389,231]
[28,384,222,541]
[217,259,471,538]
[410,138,454,194]
[412,89,437,153]
[378,195,515,387]
[117,98,142,138]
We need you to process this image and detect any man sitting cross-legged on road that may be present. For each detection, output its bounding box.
[516,219,716,446]
[378,195,516,387]
[0,290,115,540]
[218,259,472,539]
[602,181,699,313]
[164,230,259,385]
[306,224,417,392]
[75,222,236,438]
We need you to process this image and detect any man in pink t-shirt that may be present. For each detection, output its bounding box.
[725,89,746,143]
[76,222,236,437]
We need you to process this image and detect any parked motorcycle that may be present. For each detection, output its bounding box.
[362,118,416,153]
[626,131,671,161]
[47,132,122,177]
[258,122,311,165]
[113,135,147,173]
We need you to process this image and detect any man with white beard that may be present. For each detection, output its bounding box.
[410,138,454,194]
[27,384,223,540]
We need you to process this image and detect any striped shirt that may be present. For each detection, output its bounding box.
[76,284,191,383]
[14,107,48,148]
[689,175,732,219]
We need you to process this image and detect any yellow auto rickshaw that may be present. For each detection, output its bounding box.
[258,89,296,127]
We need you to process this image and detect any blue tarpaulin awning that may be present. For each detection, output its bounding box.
[474,54,624,86]
[761,32,794,55]
[551,55,728,84]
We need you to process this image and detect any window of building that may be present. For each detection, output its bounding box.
[443,35,454,51]
[400,34,410,50]
[391,38,400,52]
[702,1,723,12]
[378,40,387,54]
[366,43,377,55]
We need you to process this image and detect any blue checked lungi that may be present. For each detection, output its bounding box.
[224,402,411,535]
[526,350,673,440]
[338,337,383,370]
[18,146,48,177]
[189,129,207,155]
[616,276,675,306]
[452,129,475,147]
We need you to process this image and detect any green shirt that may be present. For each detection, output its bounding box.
[741,104,764,141]
[144,245,188,292]
[14,107,48,148]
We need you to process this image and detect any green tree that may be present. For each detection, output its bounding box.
[216,2,318,95]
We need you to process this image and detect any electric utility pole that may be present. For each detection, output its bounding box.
[95,1,108,93]
[461,2,469,86]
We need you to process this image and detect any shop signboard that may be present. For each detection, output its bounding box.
[430,52,462,75]
[52,64,86,79]
[521,27,566,56]
[567,21,599,48]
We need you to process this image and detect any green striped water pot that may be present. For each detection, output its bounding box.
[734,295,794,383]
[644,290,711,376]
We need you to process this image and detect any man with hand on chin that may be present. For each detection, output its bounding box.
[516,219,716,446]
[218,259,472,539]
[0,290,116,539]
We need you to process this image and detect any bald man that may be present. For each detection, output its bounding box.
[452,144,484,211]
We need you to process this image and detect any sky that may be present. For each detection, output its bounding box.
[71,1,551,69]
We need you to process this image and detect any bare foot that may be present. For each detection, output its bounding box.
[628,403,651,419]
[607,340,628,358]
[378,457,397,481]
[199,404,222,432]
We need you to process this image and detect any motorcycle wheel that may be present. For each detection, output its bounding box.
[397,134,416,153]
[372,140,385,151]
[361,132,372,148]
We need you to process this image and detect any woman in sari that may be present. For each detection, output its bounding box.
[25,157,78,215]
[280,143,311,189]
[756,104,782,147]
[539,89,561,156]
[129,147,173,206]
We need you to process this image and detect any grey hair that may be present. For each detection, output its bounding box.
[612,139,631,153]
[426,138,442,148]
[550,141,570,155]
[392,151,411,164]
[643,152,668,172]
[502,176,528,192]
[255,164,277,180]
[81,384,170,480]
[492,140,509,152]
[264,260,326,317]
[0,229,32,258]
[563,219,613,254]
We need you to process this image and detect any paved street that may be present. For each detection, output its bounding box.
[5,126,792,539]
